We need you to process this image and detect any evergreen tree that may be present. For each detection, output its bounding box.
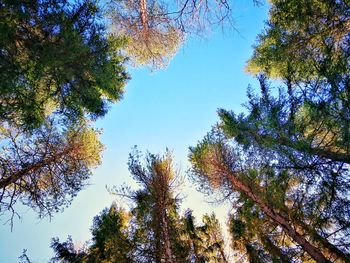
[189,2,350,260]
[51,150,228,263]
[189,130,346,262]
[246,0,350,81]
[182,210,228,263]
[0,0,128,224]
[0,119,103,225]
[51,206,134,263]
[0,0,128,129]
[118,149,188,263]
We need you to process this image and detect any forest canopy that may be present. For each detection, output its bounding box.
[1,0,349,262]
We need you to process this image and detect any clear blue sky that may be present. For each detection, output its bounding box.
[0,1,268,262]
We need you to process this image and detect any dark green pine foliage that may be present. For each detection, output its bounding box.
[0,0,128,129]
[216,77,350,261]
[245,0,350,164]
[246,0,350,81]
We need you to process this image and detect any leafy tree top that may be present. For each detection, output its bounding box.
[0,0,128,129]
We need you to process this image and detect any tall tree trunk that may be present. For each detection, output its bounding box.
[218,245,228,263]
[291,216,350,262]
[139,0,149,37]
[153,209,163,263]
[161,209,175,263]
[219,167,331,262]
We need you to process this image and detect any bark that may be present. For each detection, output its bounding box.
[219,165,331,262]
[161,209,175,263]
[153,212,162,263]
[139,0,149,35]
[0,147,73,189]
[292,217,350,262]
[155,234,162,263]
[218,245,228,263]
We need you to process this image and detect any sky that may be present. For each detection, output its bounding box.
[0,1,268,262]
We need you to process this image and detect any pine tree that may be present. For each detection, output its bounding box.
[182,210,228,263]
[189,125,349,262]
[51,149,228,263]
[0,0,128,129]
[0,120,103,225]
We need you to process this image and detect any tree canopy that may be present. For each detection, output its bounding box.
[0,0,130,224]
[0,0,128,129]
[189,1,350,262]
[0,120,104,226]
[106,0,233,68]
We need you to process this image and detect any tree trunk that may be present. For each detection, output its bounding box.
[153,210,163,263]
[0,147,73,189]
[218,245,228,263]
[161,209,175,263]
[291,217,350,262]
[139,0,149,35]
[222,169,330,262]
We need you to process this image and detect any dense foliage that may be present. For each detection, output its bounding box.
[190,0,350,262]
[0,0,128,129]
[2,0,350,262]
[0,0,127,223]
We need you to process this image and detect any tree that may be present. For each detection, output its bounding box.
[198,1,350,254]
[107,0,233,68]
[107,0,184,69]
[245,0,350,167]
[51,205,134,263]
[0,0,128,129]
[189,126,350,262]
[229,198,295,262]
[50,236,87,263]
[51,149,228,263]
[0,0,129,225]
[246,0,350,81]
[19,249,33,263]
[0,119,103,225]
[117,149,187,263]
[183,210,228,263]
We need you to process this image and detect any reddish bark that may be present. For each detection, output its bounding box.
[213,159,331,262]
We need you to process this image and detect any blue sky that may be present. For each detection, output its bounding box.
[0,1,268,262]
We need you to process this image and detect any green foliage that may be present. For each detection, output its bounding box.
[51,206,134,263]
[189,72,350,261]
[246,0,350,81]
[0,0,128,129]
[51,150,228,263]
[89,206,134,263]
[182,210,228,263]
